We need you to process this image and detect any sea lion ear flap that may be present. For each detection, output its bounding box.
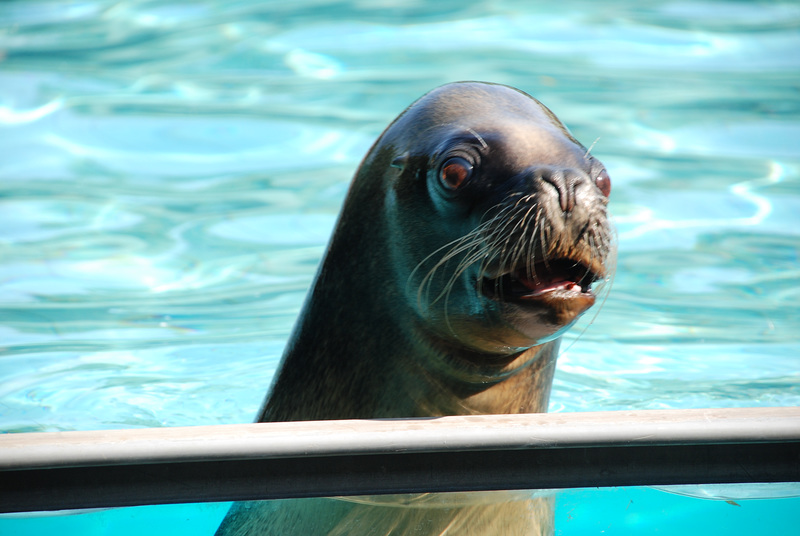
[390,152,409,173]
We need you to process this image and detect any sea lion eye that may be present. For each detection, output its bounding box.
[595,169,611,197]
[440,157,473,190]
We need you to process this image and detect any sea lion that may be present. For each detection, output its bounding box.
[216,81,614,535]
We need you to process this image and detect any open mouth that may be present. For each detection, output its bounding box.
[482,258,601,302]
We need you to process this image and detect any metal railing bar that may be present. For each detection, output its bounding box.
[1,407,798,513]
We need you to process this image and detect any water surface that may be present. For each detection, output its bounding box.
[1,0,798,533]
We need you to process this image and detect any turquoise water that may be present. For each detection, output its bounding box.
[1,488,798,536]
[1,0,799,533]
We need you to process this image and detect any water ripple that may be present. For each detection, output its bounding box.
[1,0,799,434]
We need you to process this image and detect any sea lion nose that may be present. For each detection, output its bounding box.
[528,166,589,214]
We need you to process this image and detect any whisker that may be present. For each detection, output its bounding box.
[409,186,614,350]
[584,137,600,158]
[466,127,489,150]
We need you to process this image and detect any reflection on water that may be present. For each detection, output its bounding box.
[1,0,799,532]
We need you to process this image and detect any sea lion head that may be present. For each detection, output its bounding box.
[348,81,614,356]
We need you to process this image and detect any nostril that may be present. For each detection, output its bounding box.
[529,167,598,214]
[595,169,611,197]
[540,169,586,213]
[540,171,573,213]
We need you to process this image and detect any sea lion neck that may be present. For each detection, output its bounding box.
[259,209,558,420]
[404,329,560,415]
[259,277,559,421]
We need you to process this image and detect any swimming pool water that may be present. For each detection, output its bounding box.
[2,488,799,536]
[1,0,799,533]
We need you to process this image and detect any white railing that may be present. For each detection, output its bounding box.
[1,407,798,513]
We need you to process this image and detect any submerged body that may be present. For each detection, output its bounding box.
[217,82,613,535]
